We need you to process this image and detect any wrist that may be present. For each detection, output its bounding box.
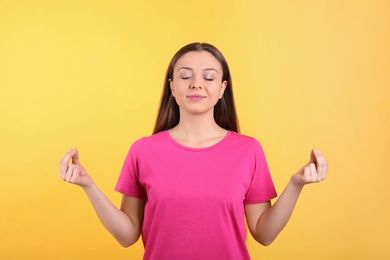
[81,181,96,192]
[290,174,305,190]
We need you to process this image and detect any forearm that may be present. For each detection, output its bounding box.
[254,179,304,245]
[248,149,328,246]
[82,183,140,247]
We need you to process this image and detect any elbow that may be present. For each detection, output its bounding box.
[115,233,140,248]
[118,237,138,248]
[250,224,280,246]
[119,242,132,248]
[111,224,142,248]
[259,239,274,247]
[253,234,276,247]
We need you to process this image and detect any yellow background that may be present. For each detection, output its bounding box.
[1,0,389,259]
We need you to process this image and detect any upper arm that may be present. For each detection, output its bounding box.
[245,201,271,237]
[120,195,145,238]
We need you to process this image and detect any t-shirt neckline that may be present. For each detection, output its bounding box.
[163,130,232,151]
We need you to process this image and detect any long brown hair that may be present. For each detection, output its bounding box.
[152,42,240,134]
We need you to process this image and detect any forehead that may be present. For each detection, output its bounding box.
[174,50,222,71]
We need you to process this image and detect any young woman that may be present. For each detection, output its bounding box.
[59,42,328,260]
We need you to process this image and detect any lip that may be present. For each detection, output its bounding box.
[187,94,207,101]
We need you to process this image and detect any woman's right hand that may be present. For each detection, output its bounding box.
[59,148,94,188]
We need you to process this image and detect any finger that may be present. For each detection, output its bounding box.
[65,164,77,182]
[71,148,81,165]
[70,167,81,184]
[309,149,316,164]
[302,166,311,183]
[319,151,328,180]
[65,169,73,182]
[65,164,79,182]
[309,163,319,182]
[59,149,75,178]
[314,149,328,180]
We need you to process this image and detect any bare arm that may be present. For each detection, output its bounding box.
[59,149,145,247]
[245,149,328,246]
[82,185,144,247]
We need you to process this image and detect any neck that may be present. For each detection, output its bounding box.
[176,116,220,136]
[168,111,227,148]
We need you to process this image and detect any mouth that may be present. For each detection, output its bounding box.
[187,94,207,101]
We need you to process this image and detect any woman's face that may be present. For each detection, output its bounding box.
[170,50,227,117]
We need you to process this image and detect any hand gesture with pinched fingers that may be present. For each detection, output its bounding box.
[291,149,328,186]
[59,149,93,188]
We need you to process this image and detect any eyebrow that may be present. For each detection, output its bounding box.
[178,67,219,73]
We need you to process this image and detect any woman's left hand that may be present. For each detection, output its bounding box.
[291,149,328,186]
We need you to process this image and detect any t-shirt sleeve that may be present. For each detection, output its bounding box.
[115,139,147,200]
[244,141,277,204]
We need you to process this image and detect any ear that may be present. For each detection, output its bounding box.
[169,79,174,97]
[219,80,227,99]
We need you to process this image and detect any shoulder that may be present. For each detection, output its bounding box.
[225,132,267,158]
[124,131,169,159]
[130,131,169,149]
[228,132,262,147]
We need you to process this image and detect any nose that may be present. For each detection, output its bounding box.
[190,84,202,90]
[190,77,202,90]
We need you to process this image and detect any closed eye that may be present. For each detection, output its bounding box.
[181,76,191,80]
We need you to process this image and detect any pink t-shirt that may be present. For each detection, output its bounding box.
[115,131,277,260]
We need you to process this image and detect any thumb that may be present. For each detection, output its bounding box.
[71,148,81,165]
[308,149,317,165]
